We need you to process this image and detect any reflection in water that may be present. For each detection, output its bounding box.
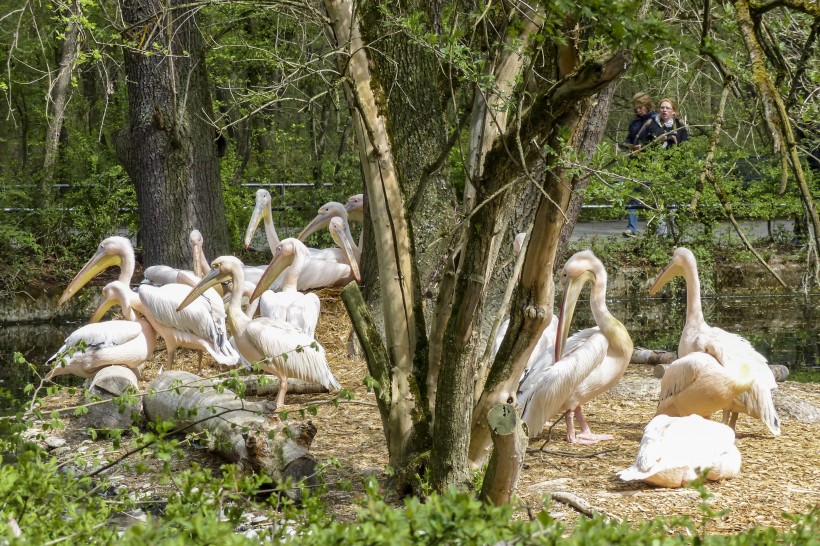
[0,321,84,414]
[0,296,816,411]
[570,295,818,371]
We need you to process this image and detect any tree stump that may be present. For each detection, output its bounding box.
[479,403,527,505]
[143,371,318,498]
[80,366,142,432]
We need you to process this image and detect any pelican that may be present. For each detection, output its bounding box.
[178,256,340,408]
[655,352,755,419]
[518,250,633,443]
[297,201,361,255]
[45,282,154,380]
[650,247,780,435]
[250,238,323,337]
[58,236,239,370]
[618,414,741,488]
[142,230,212,289]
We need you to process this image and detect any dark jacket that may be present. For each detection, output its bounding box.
[659,117,688,148]
[624,111,662,148]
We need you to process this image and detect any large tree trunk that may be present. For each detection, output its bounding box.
[116,0,229,268]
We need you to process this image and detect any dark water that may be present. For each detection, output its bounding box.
[0,295,817,413]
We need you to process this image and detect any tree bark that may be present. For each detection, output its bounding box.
[42,0,82,198]
[116,0,230,268]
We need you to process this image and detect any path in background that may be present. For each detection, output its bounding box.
[570,219,795,242]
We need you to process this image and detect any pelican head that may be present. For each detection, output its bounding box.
[297,201,348,242]
[555,250,600,360]
[345,194,364,223]
[649,247,696,296]
[178,256,239,312]
[89,281,133,323]
[189,229,206,278]
[249,239,304,302]
[329,217,361,283]
[59,236,132,306]
[243,189,273,249]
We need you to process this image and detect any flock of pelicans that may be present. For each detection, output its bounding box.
[46,191,781,488]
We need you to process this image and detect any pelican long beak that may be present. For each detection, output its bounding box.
[192,240,205,280]
[297,212,333,242]
[250,253,292,303]
[89,296,117,323]
[243,198,268,249]
[649,262,685,296]
[555,272,593,361]
[177,267,227,311]
[59,251,122,306]
[330,221,361,284]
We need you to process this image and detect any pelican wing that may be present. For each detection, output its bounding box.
[694,328,775,390]
[246,318,340,391]
[138,283,236,362]
[51,321,145,362]
[657,352,722,404]
[518,331,608,438]
[729,382,781,436]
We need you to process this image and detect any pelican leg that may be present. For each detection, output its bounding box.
[167,350,175,370]
[274,375,288,408]
[573,406,614,443]
[196,351,204,376]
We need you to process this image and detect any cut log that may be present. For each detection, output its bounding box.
[80,366,142,432]
[631,347,677,365]
[143,371,318,498]
[479,403,527,506]
[235,375,331,397]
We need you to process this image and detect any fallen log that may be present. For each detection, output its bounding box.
[235,375,330,397]
[143,371,317,497]
[631,347,677,365]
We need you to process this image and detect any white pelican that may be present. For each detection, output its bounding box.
[655,352,755,419]
[250,238,323,337]
[58,236,239,370]
[650,247,780,435]
[297,201,362,256]
[45,281,154,380]
[178,256,340,408]
[518,250,633,443]
[141,230,212,289]
[618,414,741,488]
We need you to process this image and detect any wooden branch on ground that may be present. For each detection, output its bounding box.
[479,404,527,505]
[550,491,621,523]
[143,371,317,497]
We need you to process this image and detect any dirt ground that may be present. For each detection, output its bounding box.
[35,289,820,533]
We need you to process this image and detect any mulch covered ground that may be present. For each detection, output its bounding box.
[35,288,820,533]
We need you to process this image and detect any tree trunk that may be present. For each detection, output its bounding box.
[42,0,82,198]
[116,0,229,268]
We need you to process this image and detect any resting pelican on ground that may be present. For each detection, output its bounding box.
[58,236,239,370]
[650,247,780,435]
[517,250,633,443]
[178,256,340,408]
[618,414,741,488]
[45,282,155,380]
[655,352,755,418]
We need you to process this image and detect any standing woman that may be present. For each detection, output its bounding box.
[655,98,689,236]
[657,98,688,148]
[622,92,662,237]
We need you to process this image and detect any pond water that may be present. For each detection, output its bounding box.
[0,295,817,414]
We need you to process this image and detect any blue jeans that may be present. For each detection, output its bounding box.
[625,198,641,234]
